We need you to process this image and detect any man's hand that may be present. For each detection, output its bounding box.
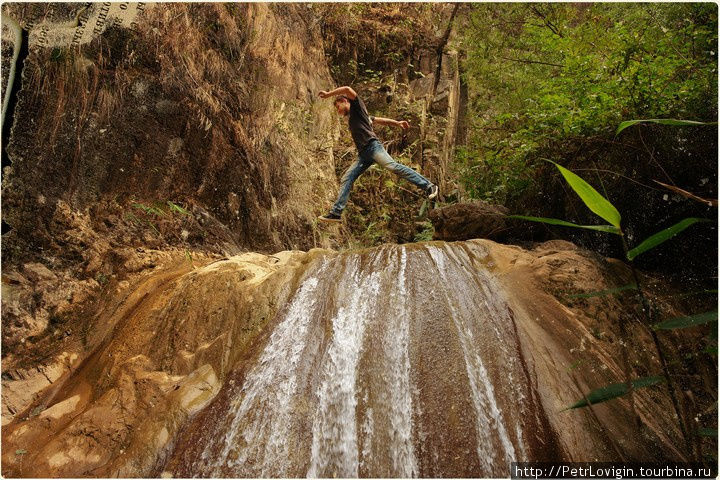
[373,117,411,130]
[318,86,357,100]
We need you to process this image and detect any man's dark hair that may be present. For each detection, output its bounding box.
[333,95,350,105]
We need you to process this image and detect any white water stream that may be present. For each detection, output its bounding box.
[175,242,554,477]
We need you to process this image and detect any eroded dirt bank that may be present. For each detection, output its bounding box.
[2,239,696,477]
[1,3,345,261]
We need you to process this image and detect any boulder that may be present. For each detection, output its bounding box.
[429,201,510,241]
[22,263,56,282]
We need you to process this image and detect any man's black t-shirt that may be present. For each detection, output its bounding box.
[348,96,378,152]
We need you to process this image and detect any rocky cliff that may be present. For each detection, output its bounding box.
[1,3,347,357]
[2,3,342,260]
[1,3,466,354]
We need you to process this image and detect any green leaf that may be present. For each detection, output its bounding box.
[654,310,718,330]
[566,283,637,299]
[698,428,718,437]
[167,201,191,216]
[15,449,27,455]
[546,161,622,228]
[564,375,665,410]
[508,215,621,234]
[132,202,166,217]
[616,118,718,135]
[418,199,429,218]
[627,218,713,260]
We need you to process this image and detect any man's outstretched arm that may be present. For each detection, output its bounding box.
[372,116,410,130]
[318,86,357,100]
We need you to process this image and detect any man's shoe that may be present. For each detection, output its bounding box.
[318,212,342,223]
[427,184,439,200]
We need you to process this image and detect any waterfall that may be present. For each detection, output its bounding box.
[168,242,558,477]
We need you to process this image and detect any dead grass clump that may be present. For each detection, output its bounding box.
[138,4,250,126]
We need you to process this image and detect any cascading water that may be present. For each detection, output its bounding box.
[164,242,564,477]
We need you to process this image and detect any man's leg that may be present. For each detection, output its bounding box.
[330,156,373,215]
[370,144,433,192]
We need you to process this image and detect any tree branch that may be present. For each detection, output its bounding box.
[529,5,564,38]
[498,56,564,68]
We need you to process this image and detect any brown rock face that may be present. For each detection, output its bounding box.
[1,240,694,477]
[2,249,322,477]
[429,200,510,241]
[2,3,345,262]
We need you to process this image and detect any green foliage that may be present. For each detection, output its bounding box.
[133,200,191,218]
[698,428,718,438]
[564,375,666,410]
[627,218,714,260]
[507,160,623,233]
[454,145,532,203]
[459,3,718,202]
[654,310,718,330]
[512,162,713,266]
[548,160,621,228]
[125,212,144,226]
[167,201,191,216]
[507,215,620,234]
[616,118,718,135]
[127,200,192,238]
[414,221,434,242]
[361,221,385,244]
[509,132,716,452]
[132,202,166,217]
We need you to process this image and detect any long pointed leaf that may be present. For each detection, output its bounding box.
[167,201,191,216]
[564,376,665,410]
[617,118,718,135]
[547,160,622,228]
[654,310,718,330]
[627,218,713,260]
[508,215,621,234]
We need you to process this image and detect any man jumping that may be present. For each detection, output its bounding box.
[317,86,438,223]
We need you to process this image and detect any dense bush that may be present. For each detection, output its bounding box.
[457,3,718,204]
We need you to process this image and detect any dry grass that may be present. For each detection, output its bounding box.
[16,3,255,176]
[140,4,249,126]
[5,3,346,253]
[27,48,95,150]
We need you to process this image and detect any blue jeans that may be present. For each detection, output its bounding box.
[331,139,432,215]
